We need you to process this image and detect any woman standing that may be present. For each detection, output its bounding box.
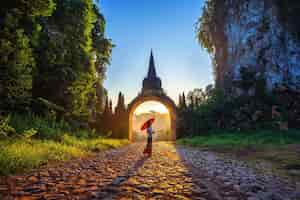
[143,120,154,156]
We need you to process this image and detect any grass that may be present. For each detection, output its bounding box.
[0,136,129,176]
[61,134,129,151]
[177,129,300,149]
[177,129,300,182]
[0,113,130,176]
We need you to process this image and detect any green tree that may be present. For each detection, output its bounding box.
[0,0,55,111]
[32,0,113,123]
[114,92,128,138]
[99,96,114,135]
[178,94,183,108]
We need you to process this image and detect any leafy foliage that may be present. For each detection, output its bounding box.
[0,115,16,138]
[197,0,220,54]
[0,110,129,176]
[196,0,227,86]
[33,0,113,123]
[22,128,38,139]
[0,0,113,132]
[0,0,56,111]
[5,113,69,140]
[177,75,300,136]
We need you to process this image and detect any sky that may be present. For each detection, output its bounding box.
[100,0,213,106]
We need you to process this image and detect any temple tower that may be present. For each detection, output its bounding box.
[142,50,163,94]
[127,50,177,141]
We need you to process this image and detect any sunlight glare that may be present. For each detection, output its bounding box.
[134,101,169,115]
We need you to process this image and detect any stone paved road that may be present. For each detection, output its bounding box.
[0,142,299,200]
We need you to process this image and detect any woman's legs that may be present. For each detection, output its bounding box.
[148,137,152,156]
[143,136,149,154]
[143,136,152,156]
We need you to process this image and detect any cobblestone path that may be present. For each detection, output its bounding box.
[0,142,299,200]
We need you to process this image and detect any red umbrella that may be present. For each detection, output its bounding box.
[140,118,155,131]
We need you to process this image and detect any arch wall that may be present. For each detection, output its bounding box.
[128,94,177,141]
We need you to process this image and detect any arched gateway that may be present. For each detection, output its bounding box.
[128,51,177,141]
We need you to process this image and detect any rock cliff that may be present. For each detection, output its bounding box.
[198,0,300,91]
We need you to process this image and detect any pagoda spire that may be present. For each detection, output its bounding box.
[147,50,157,78]
[142,50,162,93]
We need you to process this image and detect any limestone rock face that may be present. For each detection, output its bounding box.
[210,0,300,90]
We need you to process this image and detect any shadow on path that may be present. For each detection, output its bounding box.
[175,145,249,200]
[97,155,149,199]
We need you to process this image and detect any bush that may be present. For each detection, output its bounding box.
[0,115,16,138]
[0,112,101,141]
[7,113,72,140]
[22,128,38,139]
[178,82,300,136]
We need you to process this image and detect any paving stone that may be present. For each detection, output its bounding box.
[0,142,299,199]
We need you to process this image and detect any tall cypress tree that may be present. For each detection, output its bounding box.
[178,94,182,108]
[115,92,126,116]
[182,92,187,109]
[113,92,128,138]
[103,96,109,116]
[109,100,113,115]
[97,96,113,135]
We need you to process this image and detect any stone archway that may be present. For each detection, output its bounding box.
[127,50,177,141]
[128,94,177,141]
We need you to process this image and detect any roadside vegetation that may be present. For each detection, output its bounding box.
[177,130,300,149]
[0,113,128,176]
[175,7,300,181]
[0,0,130,176]
[0,137,128,176]
[177,130,300,182]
